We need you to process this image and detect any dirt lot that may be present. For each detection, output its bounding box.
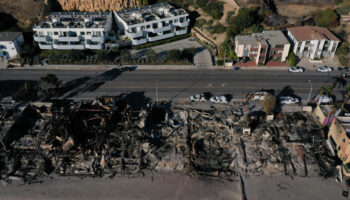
[277,3,334,18]
[0,0,45,28]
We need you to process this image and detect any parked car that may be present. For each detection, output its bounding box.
[338,66,349,72]
[315,95,333,104]
[317,66,333,73]
[253,91,268,101]
[279,96,300,105]
[288,66,304,73]
[190,93,206,102]
[210,95,228,104]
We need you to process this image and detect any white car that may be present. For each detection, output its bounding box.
[253,91,268,101]
[279,96,300,105]
[190,94,206,102]
[317,66,333,73]
[288,66,304,73]
[315,95,333,104]
[210,95,228,104]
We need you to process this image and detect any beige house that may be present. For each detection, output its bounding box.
[234,31,290,65]
[328,117,350,176]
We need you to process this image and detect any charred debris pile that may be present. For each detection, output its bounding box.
[0,97,337,183]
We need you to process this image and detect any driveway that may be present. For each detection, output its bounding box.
[297,57,341,72]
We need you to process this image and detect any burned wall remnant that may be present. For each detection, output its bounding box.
[0,96,338,184]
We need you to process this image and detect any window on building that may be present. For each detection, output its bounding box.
[152,23,158,29]
[169,20,173,24]
[54,32,59,35]
[146,25,151,29]
[174,19,178,23]
[80,32,85,35]
[131,27,137,33]
[141,26,145,30]
[87,32,91,35]
[276,45,284,48]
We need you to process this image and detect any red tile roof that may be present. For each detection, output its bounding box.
[288,26,340,42]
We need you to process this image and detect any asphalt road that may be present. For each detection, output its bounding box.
[0,69,346,102]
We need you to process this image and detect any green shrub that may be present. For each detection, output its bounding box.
[288,52,296,67]
[337,42,350,55]
[314,9,339,28]
[212,23,226,34]
[195,18,207,28]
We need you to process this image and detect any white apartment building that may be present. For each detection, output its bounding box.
[33,12,114,50]
[287,26,341,60]
[0,32,24,61]
[114,3,190,46]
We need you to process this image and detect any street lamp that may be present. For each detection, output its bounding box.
[306,80,313,105]
[223,49,227,67]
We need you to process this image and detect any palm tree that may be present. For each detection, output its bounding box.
[319,84,334,96]
[332,76,347,89]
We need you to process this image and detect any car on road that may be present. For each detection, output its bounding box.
[315,95,333,104]
[210,95,228,104]
[317,66,333,73]
[288,66,304,73]
[190,94,206,102]
[278,96,300,105]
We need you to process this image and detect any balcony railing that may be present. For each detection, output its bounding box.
[91,36,104,42]
[175,29,187,35]
[125,31,143,38]
[148,32,175,42]
[174,20,190,27]
[132,38,147,46]
[39,44,53,50]
[58,36,80,42]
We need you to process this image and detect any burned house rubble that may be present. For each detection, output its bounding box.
[0,96,338,184]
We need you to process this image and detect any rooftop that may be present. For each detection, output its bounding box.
[116,3,188,25]
[287,26,340,42]
[0,32,22,42]
[235,31,289,46]
[34,12,111,29]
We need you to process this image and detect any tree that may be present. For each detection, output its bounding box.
[167,49,181,62]
[332,76,347,89]
[212,23,226,34]
[319,84,334,96]
[40,74,62,99]
[121,49,132,64]
[288,52,296,66]
[140,0,149,7]
[263,94,276,115]
[13,81,39,102]
[230,7,261,33]
[145,49,157,63]
[337,42,350,56]
[314,9,339,28]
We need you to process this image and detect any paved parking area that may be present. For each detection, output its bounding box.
[297,57,341,72]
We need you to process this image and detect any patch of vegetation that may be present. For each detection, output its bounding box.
[38,49,120,65]
[211,23,226,34]
[195,18,207,28]
[314,9,340,28]
[336,4,350,15]
[134,33,191,50]
[288,52,296,67]
[226,7,262,40]
[219,40,237,60]
[196,0,224,20]
[142,48,196,65]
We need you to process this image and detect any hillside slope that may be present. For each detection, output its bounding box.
[57,0,139,12]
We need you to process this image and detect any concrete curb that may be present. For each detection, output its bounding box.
[4,64,290,71]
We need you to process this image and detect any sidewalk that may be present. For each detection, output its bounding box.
[4,64,290,71]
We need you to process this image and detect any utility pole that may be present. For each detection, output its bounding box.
[306,80,313,105]
[156,80,158,106]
